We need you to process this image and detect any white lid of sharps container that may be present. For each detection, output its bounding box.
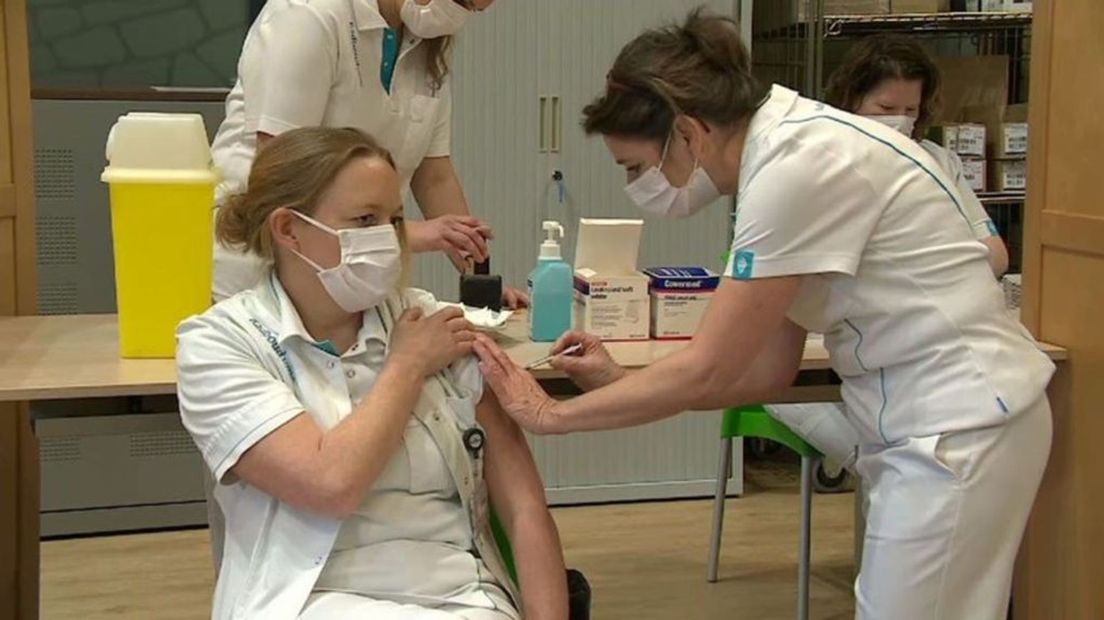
[101,112,220,185]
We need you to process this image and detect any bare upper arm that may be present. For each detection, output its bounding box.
[477,391,547,519]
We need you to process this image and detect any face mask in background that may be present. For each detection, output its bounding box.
[400,0,470,39]
[289,210,402,313]
[865,114,917,138]
[624,133,722,219]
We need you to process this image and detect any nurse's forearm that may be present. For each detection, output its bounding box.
[313,358,426,516]
[546,277,804,434]
[231,357,426,520]
[550,346,733,432]
[410,156,471,219]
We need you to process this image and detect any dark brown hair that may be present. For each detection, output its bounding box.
[824,34,941,138]
[582,8,769,142]
[217,127,399,261]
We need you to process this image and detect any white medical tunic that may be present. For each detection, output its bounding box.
[177,277,517,619]
[725,85,1054,445]
[211,0,451,203]
[918,139,999,241]
[209,0,453,300]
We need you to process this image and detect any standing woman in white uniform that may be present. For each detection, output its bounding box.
[178,127,567,619]
[211,0,527,307]
[767,34,1017,490]
[471,11,1054,619]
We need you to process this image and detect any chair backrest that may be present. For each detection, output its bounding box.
[722,406,822,458]
[490,510,518,583]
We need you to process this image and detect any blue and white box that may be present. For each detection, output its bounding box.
[644,267,720,339]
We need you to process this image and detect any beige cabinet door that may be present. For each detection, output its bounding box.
[1015,2,1104,619]
[0,0,38,618]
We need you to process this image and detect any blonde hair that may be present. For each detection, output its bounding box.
[217,127,407,275]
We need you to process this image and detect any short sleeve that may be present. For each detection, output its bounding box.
[425,80,452,158]
[944,149,997,241]
[176,314,305,483]
[725,141,881,281]
[249,4,336,136]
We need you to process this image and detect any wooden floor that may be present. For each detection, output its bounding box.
[41,474,856,619]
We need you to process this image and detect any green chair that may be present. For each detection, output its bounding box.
[491,510,591,620]
[707,405,822,620]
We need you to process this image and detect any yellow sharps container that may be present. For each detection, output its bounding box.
[101,113,219,358]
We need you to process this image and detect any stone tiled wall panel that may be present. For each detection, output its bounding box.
[29,0,248,88]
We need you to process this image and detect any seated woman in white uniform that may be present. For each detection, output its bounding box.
[176,127,568,619]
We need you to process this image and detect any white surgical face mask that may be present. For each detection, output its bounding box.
[289,210,401,313]
[400,0,470,39]
[624,134,722,218]
[865,114,917,138]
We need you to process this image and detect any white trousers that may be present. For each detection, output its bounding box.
[854,394,1051,620]
[766,402,860,470]
[300,592,517,620]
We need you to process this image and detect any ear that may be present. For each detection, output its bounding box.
[269,207,300,252]
[673,115,711,161]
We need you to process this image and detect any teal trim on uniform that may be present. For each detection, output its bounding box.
[380,28,400,93]
[312,340,339,356]
[843,318,889,443]
[986,220,999,236]
[779,116,970,225]
[877,368,889,444]
[842,319,870,373]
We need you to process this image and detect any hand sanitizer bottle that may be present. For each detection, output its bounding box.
[528,221,572,342]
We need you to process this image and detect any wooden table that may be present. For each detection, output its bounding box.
[0,313,1068,619]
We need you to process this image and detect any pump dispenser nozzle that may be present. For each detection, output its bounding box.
[540,221,564,260]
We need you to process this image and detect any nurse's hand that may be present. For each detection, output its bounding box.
[502,286,529,310]
[389,307,476,377]
[548,331,624,392]
[405,215,492,266]
[473,334,562,435]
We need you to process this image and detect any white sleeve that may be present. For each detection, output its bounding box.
[724,141,882,280]
[249,5,337,136]
[425,80,452,158]
[176,314,305,483]
[943,149,998,240]
[401,288,483,401]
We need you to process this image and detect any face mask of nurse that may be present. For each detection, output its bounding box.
[865,114,917,138]
[624,132,722,219]
[288,210,402,313]
[400,0,470,39]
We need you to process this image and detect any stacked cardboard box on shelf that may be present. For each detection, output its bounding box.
[891,0,950,12]
[753,1,888,32]
[929,124,988,192]
[963,103,1029,191]
[953,0,1032,11]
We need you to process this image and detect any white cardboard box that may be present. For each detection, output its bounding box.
[961,158,987,192]
[954,123,987,158]
[573,218,650,341]
[990,158,1027,191]
[644,267,719,340]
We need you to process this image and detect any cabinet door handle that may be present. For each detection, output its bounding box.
[550,96,562,153]
[539,95,549,153]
